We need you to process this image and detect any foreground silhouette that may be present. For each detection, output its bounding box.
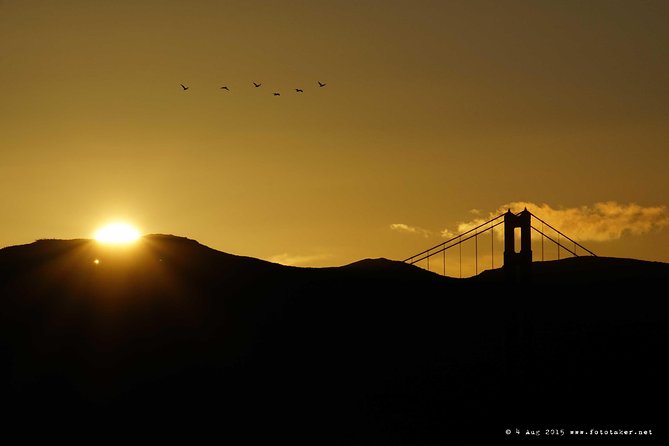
[0,235,666,442]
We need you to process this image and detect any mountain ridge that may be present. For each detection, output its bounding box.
[4,233,667,278]
[1,234,667,442]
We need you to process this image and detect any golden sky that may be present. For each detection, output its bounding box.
[2,0,668,271]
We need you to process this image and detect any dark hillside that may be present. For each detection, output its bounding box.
[1,237,666,442]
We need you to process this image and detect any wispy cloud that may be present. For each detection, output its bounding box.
[268,253,331,267]
[440,228,457,239]
[389,223,432,238]
[446,201,669,242]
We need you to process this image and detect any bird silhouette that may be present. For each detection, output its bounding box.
[273,92,280,96]
[220,86,229,91]
[295,88,304,93]
[253,82,262,88]
[180,84,189,90]
[318,81,326,87]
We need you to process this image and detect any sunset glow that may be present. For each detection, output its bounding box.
[94,223,140,244]
[1,1,668,267]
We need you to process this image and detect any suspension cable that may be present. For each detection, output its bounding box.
[531,226,578,257]
[528,211,596,256]
[403,213,505,263]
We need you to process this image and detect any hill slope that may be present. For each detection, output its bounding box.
[1,236,667,442]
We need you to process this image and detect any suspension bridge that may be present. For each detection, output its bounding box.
[403,208,596,278]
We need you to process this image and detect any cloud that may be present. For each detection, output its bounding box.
[268,253,330,267]
[446,201,669,242]
[389,223,432,238]
[440,228,457,239]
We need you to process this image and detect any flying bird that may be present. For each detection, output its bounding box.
[318,81,326,87]
[180,84,189,90]
[273,92,280,96]
[220,86,229,91]
[295,88,303,93]
[253,82,262,88]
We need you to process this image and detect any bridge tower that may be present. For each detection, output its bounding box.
[504,208,532,280]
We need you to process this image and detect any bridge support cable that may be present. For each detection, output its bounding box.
[491,221,494,269]
[404,219,504,266]
[541,222,544,261]
[459,235,462,278]
[403,216,505,277]
[402,210,595,277]
[530,226,578,257]
[403,214,505,264]
[528,212,596,257]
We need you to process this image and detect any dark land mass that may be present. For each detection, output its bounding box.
[1,235,666,443]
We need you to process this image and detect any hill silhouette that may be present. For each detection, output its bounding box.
[1,235,666,442]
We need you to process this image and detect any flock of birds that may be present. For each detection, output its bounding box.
[179,81,326,96]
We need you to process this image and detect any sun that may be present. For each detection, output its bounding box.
[94,222,141,244]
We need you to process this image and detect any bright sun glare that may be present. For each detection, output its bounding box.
[94,222,141,244]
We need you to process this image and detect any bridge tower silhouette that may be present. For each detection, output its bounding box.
[403,208,596,278]
[504,208,532,280]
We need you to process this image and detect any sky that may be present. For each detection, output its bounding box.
[1,0,668,273]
